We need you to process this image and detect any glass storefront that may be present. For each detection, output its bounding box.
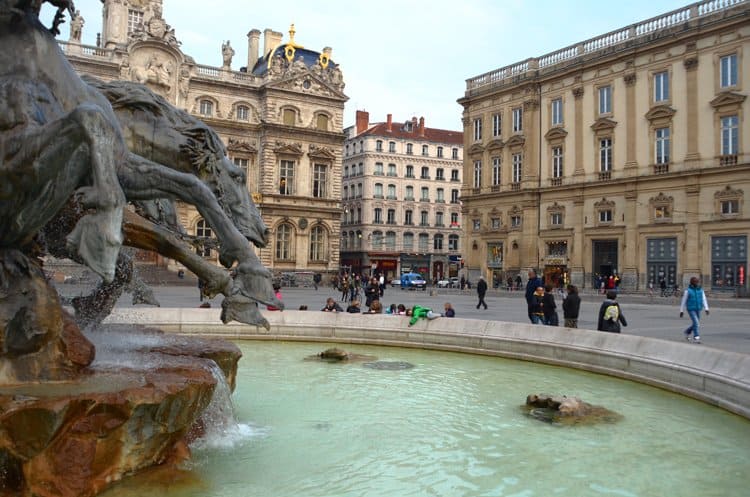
[711,235,747,290]
[647,237,677,288]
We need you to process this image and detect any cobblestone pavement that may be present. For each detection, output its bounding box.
[56,283,750,355]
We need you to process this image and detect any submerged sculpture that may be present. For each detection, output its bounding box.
[0,3,280,495]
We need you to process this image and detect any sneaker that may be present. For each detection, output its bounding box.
[693,336,701,344]
[684,333,692,342]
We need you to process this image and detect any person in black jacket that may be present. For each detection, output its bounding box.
[597,291,627,333]
[524,269,543,323]
[562,284,581,328]
[542,284,558,326]
[476,276,488,309]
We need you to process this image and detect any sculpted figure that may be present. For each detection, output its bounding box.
[222,40,234,67]
[69,8,83,41]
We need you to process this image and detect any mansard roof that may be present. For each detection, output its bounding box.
[357,121,463,145]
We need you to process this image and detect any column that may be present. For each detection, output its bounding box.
[570,194,585,287]
[684,55,700,166]
[622,190,638,289]
[623,73,638,174]
[683,184,701,285]
[572,87,585,176]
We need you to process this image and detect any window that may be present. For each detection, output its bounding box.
[420,166,430,179]
[420,210,429,226]
[492,157,501,186]
[374,183,383,198]
[654,205,671,220]
[344,165,349,178]
[451,189,459,203]
[473,219,481,231]
[404,209,413,225]
[450,212,459,226]
[405,185,414,201]
[406,143,413,155]
[598,85,612,114]
[309,226,326,261]
[491,218,501,229]
[721,199,739,215]
[551,212,563,226]
[387,208,396,224]
[492,113,502,137]
[473,160,482,188]
[422,144,429,156]
[342,185,348,200]
[721,115,739,156]
[387,163,397,176]
[372,231,383,250]
[199,99,213,117]
[599,209,613,223]
[552,146,563,178]
[374,162,384,175]
[654,71,669,102]
[127,9,144,34]
[655,128,670,164]
[316,114,329,131]
[448,234,459,251]
[359,141,364,153]
[510,215,521,228]
[283,108,296,125]
[356,207,362,223]
[313,164,327,198]
[418,233,429,251]
[233,157,248,178]
[600,138,613,172]
[721,54,738,88]
[512,154,522,183]
[403,232,414,250]
[435,211,444,226]
[357,183,363,198]
[373,208,383,224]
[387,184,396,199]
[279,160,295,195]
[275,223,293,260]
[473,118,483,141]
[551,98,563,126]
[512,107,523,132]
[434,234,444,251]
[195,219,212,256]
[436,188,445,202]
[436,168,445,180]
[385,232,396,250]
[438,146,444,158]
[452,148,459,160]
[450,169,460,182]
[406,165,414,178]
[236,105,249,121]
[420,187,429,201]
[376,140,383,152]
[388,141,396,153]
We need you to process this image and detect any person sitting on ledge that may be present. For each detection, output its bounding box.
[321,297,343,312]
[299,305,308,310]
[346,300,361,313]
[396,303,407,315]
[364,300,382,314]
[443,302,455,317]
[407,305,440,326]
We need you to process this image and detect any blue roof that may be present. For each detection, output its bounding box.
[251,45,332,76]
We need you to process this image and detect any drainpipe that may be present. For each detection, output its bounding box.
[536,82,542,272]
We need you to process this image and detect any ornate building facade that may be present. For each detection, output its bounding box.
[458,1,750,293]
[341,111,463,281]
[60,0,347,277]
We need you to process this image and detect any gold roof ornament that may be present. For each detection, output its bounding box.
[284,23,304,63]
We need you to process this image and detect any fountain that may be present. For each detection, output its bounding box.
[0,3,279,496]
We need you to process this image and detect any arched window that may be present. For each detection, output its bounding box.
[283,108,296,126]
[199,99,213,117]
[372,231,383,250]
[309,226,327,261]
[385,231,396,250]
[195,219,213,257]
[434,234,444,251]
[316,114,329,131]
[341,231,348,250]
[448,234,460,251]
[275,223,294,260]
[236,105,249,121]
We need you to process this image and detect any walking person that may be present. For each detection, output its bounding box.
[597,290,627,333]
[542,284,558,326]
[679,276,710,343]
[524,269,543,324]
[313,272,321,291]
[476,276,488,309]
[562,284,581,328]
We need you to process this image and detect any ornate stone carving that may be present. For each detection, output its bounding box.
[590,117,618,133]
[227,138,257,154]
[544,127,568,141]
[523,98,539,111]
[683,57,699,71]
[69,9,83,42]
[714,185,743,199]
[644,105,676,124]
[594,197,616,209]
[710,91,746,111]
[308,144,336,160]
[547,202,565,213]
[273,141,304,156]
[650,192,674,205]
[130,53,173,94]
[623,73,636,86]
[572,87,584,99]
[222,40,235,68]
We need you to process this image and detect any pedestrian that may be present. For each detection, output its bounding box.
[197,279,205,302]
[443,302,455,317]
[266,283,282,311]
[530,286,545,324]
[378,274,385,297]
[476,276,488,309]
[597,290,627,333]
[341,276,350,302]
[542,284,558,326]
[524,269,543,323]
[679,276,710,343]
[506,276,514,291]
[321,297,343,312]
[313,272,321,290]
[562,284,581,328]
[515,274,522,290]
[365,277,380,308]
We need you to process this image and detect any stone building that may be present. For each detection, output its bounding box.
[458,1,749,293]
[341,111,463,282]
[60,0,347,279]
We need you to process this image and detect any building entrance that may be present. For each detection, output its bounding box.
[592,239,618,282]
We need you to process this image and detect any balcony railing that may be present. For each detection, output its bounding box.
[598,171,612,181]
[550,178,563,187]
[654,163,670,174]
[720,154,739,166]
[511,182,521,191]
[491,185,501,192]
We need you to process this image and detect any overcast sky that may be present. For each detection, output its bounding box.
[49,0,690,130]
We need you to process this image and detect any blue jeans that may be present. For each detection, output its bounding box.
[531,314,543,325]
[685,310,701,337]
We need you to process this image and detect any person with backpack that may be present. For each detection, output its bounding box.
[679,276,710,343]
[562,284,581,328]
[597,290,627,333]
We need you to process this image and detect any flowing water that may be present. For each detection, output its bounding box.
[102,341,750,497]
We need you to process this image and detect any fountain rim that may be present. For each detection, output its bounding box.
[104,308,750,419]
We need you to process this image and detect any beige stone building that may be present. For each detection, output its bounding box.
[60,0,347,279]
[341,111,463,281]
[458,1,750,294]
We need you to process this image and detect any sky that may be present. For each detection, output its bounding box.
[46,0,691,130]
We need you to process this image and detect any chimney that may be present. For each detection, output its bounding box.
[263,28,283,57]
[356,110,369,134]
[386,113,392,132]
[247,29,261,70]
[419,117,425,137]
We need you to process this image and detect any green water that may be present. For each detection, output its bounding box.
[104,341,750,497]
